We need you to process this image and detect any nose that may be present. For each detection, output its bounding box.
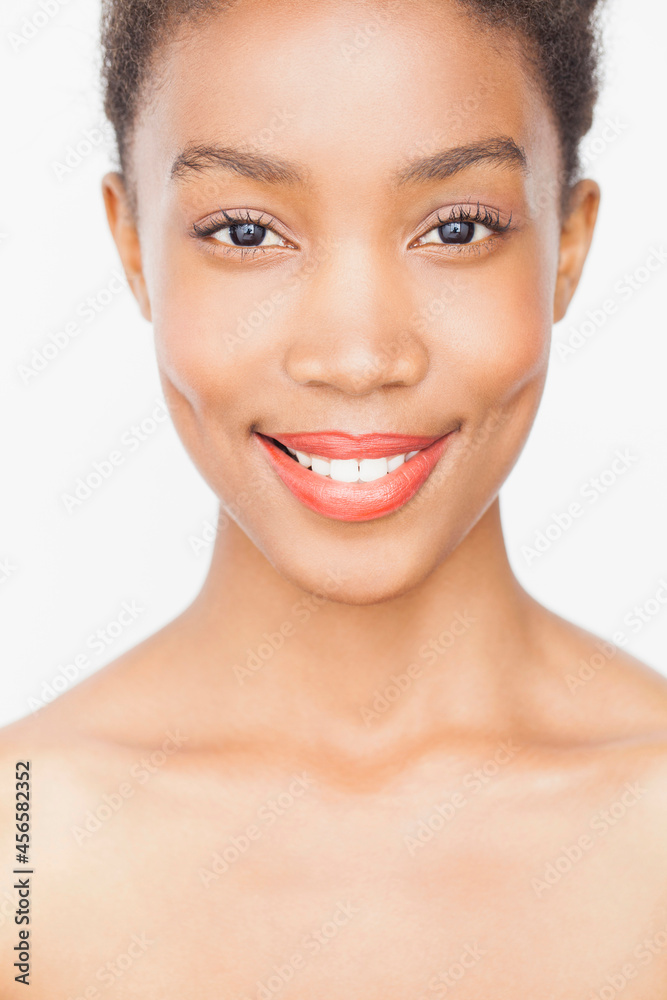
[283,247,429,396]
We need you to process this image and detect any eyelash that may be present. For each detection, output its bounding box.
[431,203,513,250]
[191,208,289,260]
[190,203,513,259]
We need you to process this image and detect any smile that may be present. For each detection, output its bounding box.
[284,447,419,482]
[255,430,455,522]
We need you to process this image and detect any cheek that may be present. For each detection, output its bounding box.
[151,250,245,416]
[149,229,297,421]
[428,239,556,413]
[149,280,246,497]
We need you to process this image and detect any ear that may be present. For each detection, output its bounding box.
[553,179,600,323]
[101,172,152,322]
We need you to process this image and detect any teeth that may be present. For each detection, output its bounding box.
[281,445,420,481]
[359,457,388,482]
[330,459,360,483]
[311,455,331,476]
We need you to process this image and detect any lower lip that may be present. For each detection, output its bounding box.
[255,433,453,522]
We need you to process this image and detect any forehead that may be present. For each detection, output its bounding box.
[133,0,558,205]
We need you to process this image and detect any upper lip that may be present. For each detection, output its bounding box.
[261,430,446,460]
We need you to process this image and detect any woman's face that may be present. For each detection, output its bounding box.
[110,0,596,604]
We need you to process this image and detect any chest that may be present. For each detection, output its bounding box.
[26,775,667,998]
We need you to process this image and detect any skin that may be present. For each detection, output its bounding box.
[2,1,667,996]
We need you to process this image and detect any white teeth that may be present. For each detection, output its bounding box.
[330,459,360,483]
[311,455,331,476]
[284,446,419,481]
[359,457,388,482]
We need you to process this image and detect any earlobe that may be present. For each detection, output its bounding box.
[553,179,601,323]
[101,172,152,322]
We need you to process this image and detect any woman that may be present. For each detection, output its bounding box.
[2,0,667,995]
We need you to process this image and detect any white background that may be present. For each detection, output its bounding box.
[0,0,665,726]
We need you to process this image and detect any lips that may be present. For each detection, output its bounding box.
[255,430,454,522]
[270,431,443,460]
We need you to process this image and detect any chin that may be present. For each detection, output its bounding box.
[278,563,427,607]
[252,523,452,607]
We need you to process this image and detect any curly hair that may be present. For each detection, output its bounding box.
[101,0,604,210]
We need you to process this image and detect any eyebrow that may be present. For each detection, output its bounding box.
[170,144,307,185]
[395,137,528,185]
[169,135,527,187]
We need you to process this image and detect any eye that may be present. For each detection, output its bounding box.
[417,218,493,246]
[190,209,293,255]
[412,204,513,252]
[212,220,286,249]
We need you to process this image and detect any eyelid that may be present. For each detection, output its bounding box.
[190,207,297,249]
[416,203,513,236]
[189,203,514,260]
[409,202,515,254]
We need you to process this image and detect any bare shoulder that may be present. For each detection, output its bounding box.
[0,628,192,859]
[0,663,192,819]
[0,714,146,857]
[0,721,116,968]
[0,607,195,749]
[526,599,667,815]
[527,595,667,729]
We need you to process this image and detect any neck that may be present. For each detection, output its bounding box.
[179,499,547,757]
